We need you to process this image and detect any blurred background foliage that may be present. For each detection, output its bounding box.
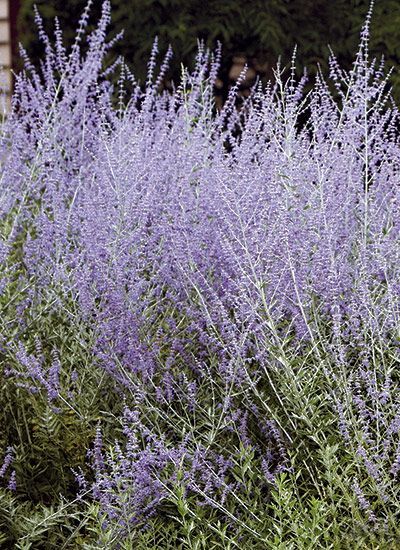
[16,0,400,102]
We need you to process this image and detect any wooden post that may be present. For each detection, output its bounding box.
[0,0,16,113]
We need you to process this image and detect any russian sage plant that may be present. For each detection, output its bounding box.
[1,1,400,547]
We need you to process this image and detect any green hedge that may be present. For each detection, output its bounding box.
[16,1,400,102]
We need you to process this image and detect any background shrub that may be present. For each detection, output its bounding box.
[16,0,400,102]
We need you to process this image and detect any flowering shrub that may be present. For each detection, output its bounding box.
[1,1,400,547]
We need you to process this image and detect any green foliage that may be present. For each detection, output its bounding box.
[16,0,400,101]
[1,272,400,545]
